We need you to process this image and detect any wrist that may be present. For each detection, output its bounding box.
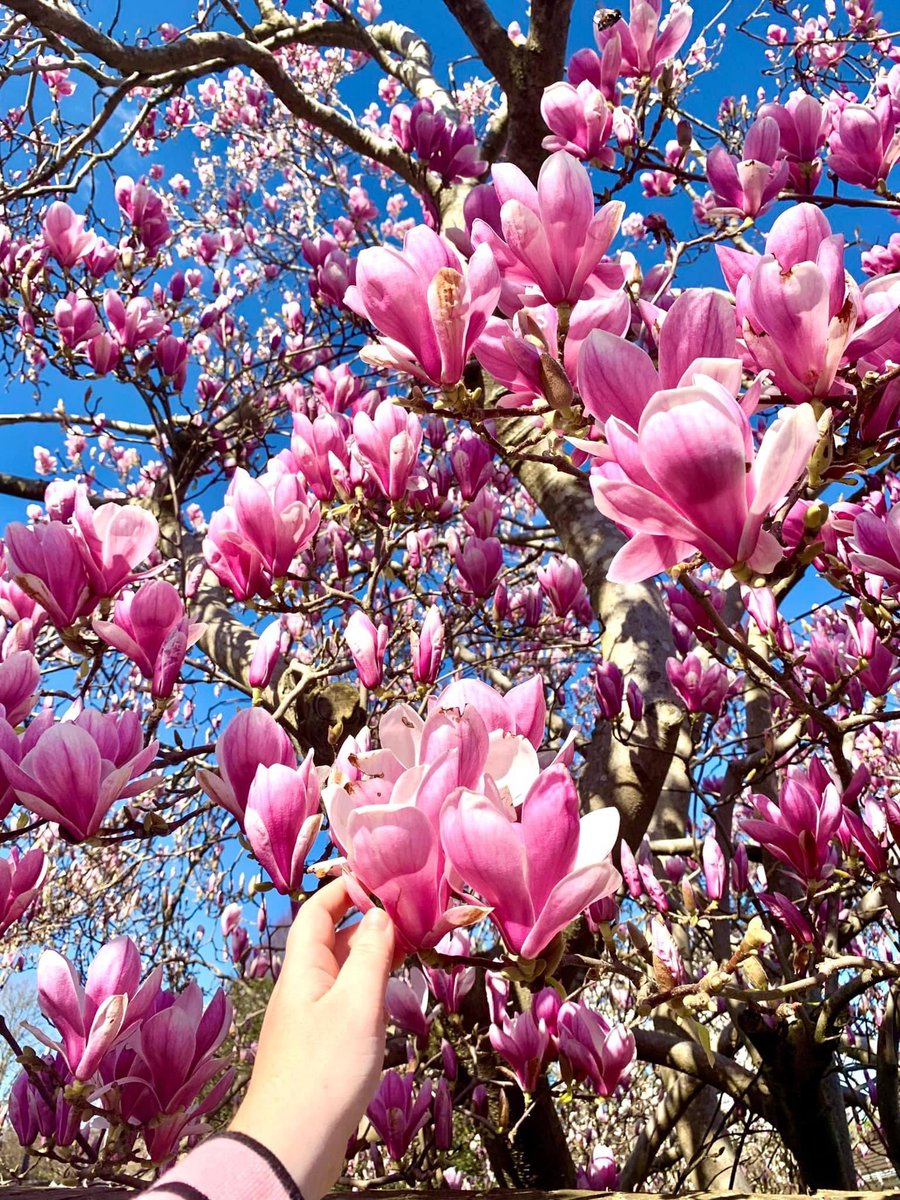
[228,1098,332,1200]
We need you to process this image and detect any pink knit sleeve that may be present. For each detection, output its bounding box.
[147,1132,303,1200]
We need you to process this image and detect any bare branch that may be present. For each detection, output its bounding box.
[3,0,426,194]
[634,1028,770,1114]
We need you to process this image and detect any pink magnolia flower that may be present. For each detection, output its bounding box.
[8,1054,80,1148]
[759,891,815,944]
[594,660,624,720]
[156,334,189,390]
[717,204,900,402]
[3,521,94,629]
[203,466,320,601]
[537,555,587,618]
[351,401,423,501]
[385,966,432,1043]
[196,706,296,824]
[651,915,686,986]
[862,233,900,278]
[248,617,286,690]
[301,235,356,307]
[367,1072,433,1161]
[42,202,95,268]
[557,1000,635,1095]
[92,580,205,699]
[474,293,630,409]
[455,535,503,597]
[55,292,102,348]
[87,332,120,375]
[345,610,388,690]
[70,488,160,599]
[758,92,827,194]
[325,678,552,953]
[0,846,46,937]
[0,650,40,725]
[568,31,623,101]
[410,604,445,685]
[541,80,615,164]
[706,117,789,218]
[702,833,726,901]
[33,936,162,1081]
[666,652,731,716]
[577,288,739,430]
[742,765,843,882]
[345,228,501,387]
[578,1145,620,1191]
[827,98,900,190]
[336,762,490,955]
[115,176,171,254]
[850,505,900,586]
[289,412,354,504]
[104,980,233,1163]
[422,929,476,1014]
[0,712,52,820]
[450,432,493,500]
[390,99,486,183]
[489,1010,552,1093]
[103,290,166,349]
[0,710,159,841]
[471,151,624,310]
[0,565,47,631]
[589,377,820,583]
[245,756,323,895]
[434,1076,452,1149]
[599,0,694,80]
[441,764,620,961]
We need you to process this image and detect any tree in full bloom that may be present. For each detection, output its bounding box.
[0,0,898,1192]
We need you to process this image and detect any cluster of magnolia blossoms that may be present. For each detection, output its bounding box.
[21,180,189,388]
[488,982,635,1098]
[704,68,900,218]
[371,964,634,1164]
[326,677,621,961]
[2,483,159,631]
[198,676,621,963]
[9,936,232,1163]
[0,482,202,843]
[345,149,834,586]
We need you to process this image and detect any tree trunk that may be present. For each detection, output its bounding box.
[742,1010,855,1188]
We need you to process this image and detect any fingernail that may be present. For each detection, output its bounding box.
[363,906,390,932]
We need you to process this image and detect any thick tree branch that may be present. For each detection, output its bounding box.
[499,419,683,844]
[0,471,48,504]
[440,0,515,93]
[3,0,361,71]
[3,0,425,194]
[876,985,900,1175]
[368,21,459,116]
[634,1028,770,1114]
[620,1072,704,1189]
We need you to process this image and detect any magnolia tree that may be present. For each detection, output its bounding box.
[0,0,898,1191]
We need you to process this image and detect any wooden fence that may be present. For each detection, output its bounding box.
[0,1189,898,1199]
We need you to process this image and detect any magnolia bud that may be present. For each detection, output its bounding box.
[441,1039,457,1081]
[742,955,769,991]
[741,915,772,952]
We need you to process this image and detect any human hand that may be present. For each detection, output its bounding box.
[229,879,395,1200]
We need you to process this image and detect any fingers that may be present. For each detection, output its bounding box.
[332,907,395,1020]
[280,878,352,1000]
[334,916,408,971]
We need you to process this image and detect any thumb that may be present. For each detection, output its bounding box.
[334,906,395,1018]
